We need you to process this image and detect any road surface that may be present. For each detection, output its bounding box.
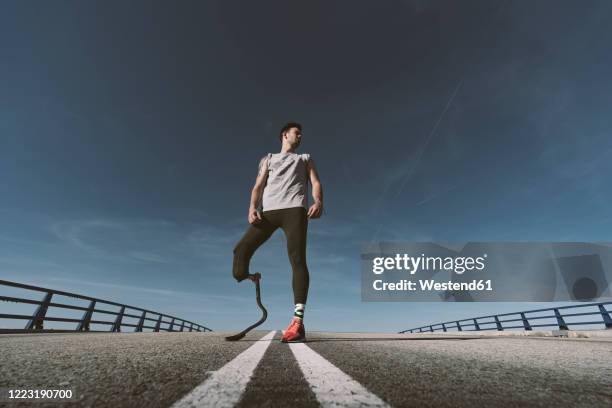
[1,330,611,407]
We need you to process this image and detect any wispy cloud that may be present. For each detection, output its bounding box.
[127,251,170,263]
[45,217,246,264]
[393,78,464,200]
[185,224,243,252]
[47,218,134,261]
[41,276,254,305]
[369,78,464,243]
[415,183,463,207]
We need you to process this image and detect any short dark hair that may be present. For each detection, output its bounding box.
[279,122,302,142]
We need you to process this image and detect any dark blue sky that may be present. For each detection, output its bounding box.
[1,1,611,331]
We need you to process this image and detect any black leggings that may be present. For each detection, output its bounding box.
[232,206,310,304]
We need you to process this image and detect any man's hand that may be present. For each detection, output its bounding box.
[248,207,263,224]
[307,201,323,219]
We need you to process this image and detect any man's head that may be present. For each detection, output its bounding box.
[279,122,302,149]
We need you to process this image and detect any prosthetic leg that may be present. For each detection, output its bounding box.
[225,273,268,341]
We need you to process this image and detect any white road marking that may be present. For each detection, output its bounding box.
[171,330,276,408]
[288,341,392,408]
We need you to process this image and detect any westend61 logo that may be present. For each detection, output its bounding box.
[372,253,487,275]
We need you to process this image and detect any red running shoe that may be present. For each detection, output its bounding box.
[281,317,306,343]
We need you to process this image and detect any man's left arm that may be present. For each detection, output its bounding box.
[306,157,323,219]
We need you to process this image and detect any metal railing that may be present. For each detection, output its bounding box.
[399,301,612,333]
[0,279,212,334]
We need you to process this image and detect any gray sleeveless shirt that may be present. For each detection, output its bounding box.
[259,152,312,211]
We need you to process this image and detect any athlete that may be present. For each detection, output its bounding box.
[232,121,323,342]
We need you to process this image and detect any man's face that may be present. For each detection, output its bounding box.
[284,127,302,148]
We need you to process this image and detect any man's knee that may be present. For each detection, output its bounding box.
[288,249,307,268]
[233,266,248,283]
[232,243,249,282]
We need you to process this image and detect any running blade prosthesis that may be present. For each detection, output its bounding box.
[225,272,268,341]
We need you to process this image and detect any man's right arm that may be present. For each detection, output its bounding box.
[248,156,269,223]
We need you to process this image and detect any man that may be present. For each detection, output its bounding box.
[232,121,323,343]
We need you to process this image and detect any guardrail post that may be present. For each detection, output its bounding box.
[441,323,447,332]
[473,318,481,331]
[136,311,146,332]
[77,300,96,331]
[154,314,162,332]
[598,304,612,329]
[553,308,569,330]
[111,306,125,332]
[520,312,532,330]
[180,320,185,332]
[169,318,175,332]
[429,325,434,332]
[25,291,53,330]
[456,321,462,331]
[494,315,503,331]
[189,323,193,332]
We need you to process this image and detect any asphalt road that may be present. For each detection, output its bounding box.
[1,330,611,407]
